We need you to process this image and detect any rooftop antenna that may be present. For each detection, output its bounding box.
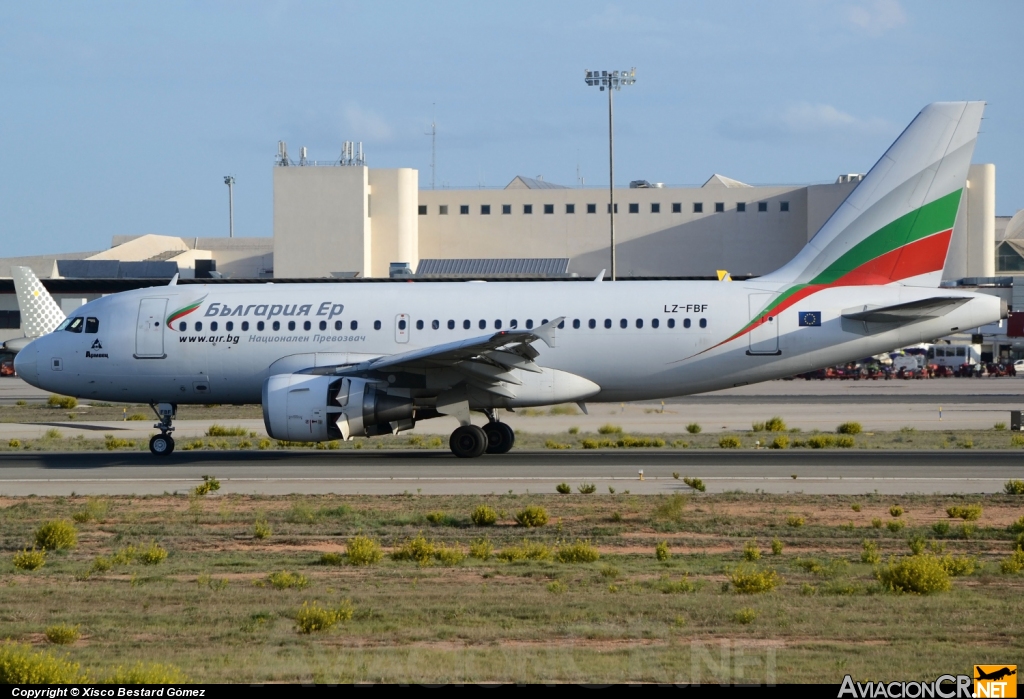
[223,176,235,237]
[425,104,436,190]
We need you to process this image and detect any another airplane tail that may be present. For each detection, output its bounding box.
[12,266,65,338]
[760,102,984,289]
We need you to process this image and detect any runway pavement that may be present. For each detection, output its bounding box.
[0,449,1020,496]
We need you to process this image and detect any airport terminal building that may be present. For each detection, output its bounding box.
[1,149,1022,359]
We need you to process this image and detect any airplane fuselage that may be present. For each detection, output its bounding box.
[14,279,1003,407]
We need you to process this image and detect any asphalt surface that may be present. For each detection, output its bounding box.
[1,449,1020,496]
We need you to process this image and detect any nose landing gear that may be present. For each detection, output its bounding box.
[148,402,176,456]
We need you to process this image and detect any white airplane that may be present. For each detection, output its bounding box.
[15,102,1004,457]
[2,266,66,354]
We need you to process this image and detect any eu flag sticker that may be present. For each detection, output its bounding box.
[798,311,821,327]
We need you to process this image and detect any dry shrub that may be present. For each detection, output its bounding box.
[137,541,167,565]
[0,642,83,683]
[771,539,784,555]
[768,436,789,449]
[733,608,757,624]
[497,541,552,562]
[469,539,493,560]
[877,554,951,594]
[436,544,465,566]
[786,516,805,528]
[598,424,622,434]
[939,555,976,577]
[577,483,597,494]
[515,505,548,528]
[653,493,686,521]
[253,519,272,540]
[743,540,761,561]
[47,395,77,409]
[555,540,599,563]
[946,504,982,521]
[719,436,741,449]
[346,535,383,565]
[729,566,781,594]
[13,548,46,571]
[861,540,881,565]
[1000,550,1024,575]
[35,520,77,550]
[1005,479,1024,495]
[295,600,354,634]
[391,534,437,565]
[206,424,248,437]
[267,571,309,590]
[470,505,497,526]
[319,553,344,566]
[555,483,571,494]
[72,499,108,524]
[655,541,670,561]
[837,422,862,435]
[807,435,835,449]
[683,477,706,492]
[44,624,80,645]
[686,423,702,434]
[193,475,221,497]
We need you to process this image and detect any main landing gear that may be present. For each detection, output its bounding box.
[449,411,515,458]
[148,402,176,456]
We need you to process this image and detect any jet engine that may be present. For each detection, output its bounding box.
[262,374,415,442]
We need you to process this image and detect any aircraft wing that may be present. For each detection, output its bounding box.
[323,317,565,398]
[841,297,971,324]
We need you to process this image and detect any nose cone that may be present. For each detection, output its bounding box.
[13,344,39,387]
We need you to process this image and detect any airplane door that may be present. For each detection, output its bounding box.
[747,293,780,355]
[395,313,410,344]
[135,298,167,359]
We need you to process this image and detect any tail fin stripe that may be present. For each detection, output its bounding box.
[808,189,960,286]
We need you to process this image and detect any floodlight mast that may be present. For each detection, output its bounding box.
[584,68,636,281]
[223,175,235,238]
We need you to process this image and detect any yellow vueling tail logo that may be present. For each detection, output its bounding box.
[974,665,1017,698]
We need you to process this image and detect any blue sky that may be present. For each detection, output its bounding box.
[2,0,1021,257]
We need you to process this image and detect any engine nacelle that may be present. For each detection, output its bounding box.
[262,374,415,442]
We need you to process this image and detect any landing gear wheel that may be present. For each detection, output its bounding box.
[450,425,487,458]
[149,434,175,456]
[483,422,515,454]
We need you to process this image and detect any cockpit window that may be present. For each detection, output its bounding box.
[85,317,99,333]
[64,317,83,333]
[55,318,73,332]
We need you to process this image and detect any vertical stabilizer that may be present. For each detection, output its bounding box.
[762,102,984,288]
[12,266,65,338]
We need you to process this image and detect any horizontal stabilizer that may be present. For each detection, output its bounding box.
[841,296,970,324]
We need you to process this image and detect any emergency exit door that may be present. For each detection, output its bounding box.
[135,298,167,358]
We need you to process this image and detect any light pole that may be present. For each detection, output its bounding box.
[223,176,235,238]
[584,68,636,281]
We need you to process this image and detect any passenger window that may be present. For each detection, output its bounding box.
[85,317,99,333]
[374,320,382,330]
[350,320,358,331]
[334,320,341,330]
[257,321,265,331]
[668,318,675,329]
[399,319,407,330]
[557,321,564,329]
[432,320,439,330]
[416,320,423,330]
[226,321,234,331]
[303,321,311,331]
[287,321,295,331]
[494,319,502,329]
[320,321,327,331]
[463,320,471,330]
[526,319,534,329]
[195,321,203,331]
[178,322,186,332]
[210,321,218,332]
[510,319,518,328]
[542,319,549,325]
[272,321,280,331]
[683,318,691,328]
[479,320,486,330]
[652,318,659,328]
[241,321,249,331]
[636,319,643,329]
[620,319,627,329]
[448,320,455,330]
[572,319,580,329]
[588,319,596,329]
[604,319,611,329]
[700,318,707,328]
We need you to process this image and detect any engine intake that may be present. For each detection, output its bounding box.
[262,374,415,442]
